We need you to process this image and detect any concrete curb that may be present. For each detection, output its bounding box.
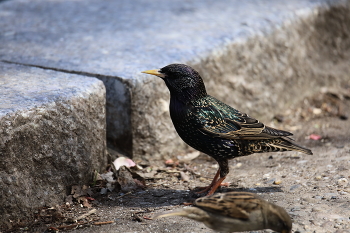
[0,62,107,228]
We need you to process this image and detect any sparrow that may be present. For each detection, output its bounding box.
[154,191,292,233]
[142,64,312,195]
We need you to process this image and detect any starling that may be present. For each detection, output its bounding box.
[142,64,312,195]
[154,192,292,233]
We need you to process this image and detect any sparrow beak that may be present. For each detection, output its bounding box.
[142,69,165,78]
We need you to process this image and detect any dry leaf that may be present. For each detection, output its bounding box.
[117,166,145,192]
[100,171,116,183]
[77,196,92,208]
[180,171,190,182]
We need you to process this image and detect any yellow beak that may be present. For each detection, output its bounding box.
[142,69,165,78]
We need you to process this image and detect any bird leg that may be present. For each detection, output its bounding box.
[207,176,226,195]
[196,168,220,194]
[196,169,227,195]
[196,159,229,195]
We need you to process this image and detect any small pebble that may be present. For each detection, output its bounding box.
[290,154,301,159]
[273,180,282,185]
[297,160,308,164]
[312,207,323,212]
[291,206,301,211]
[266,178,276,184]
[290,184,301,191]
[263,173,270,179]
[288,212,301,217]
[302,197,315,203]
[337,178,348,187]
[313,108,322,115]
[100,188,108,195]
[324,193,338,197]
[321,221,334,228]
[335,230,349,233]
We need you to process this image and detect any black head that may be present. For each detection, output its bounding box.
[142,64,207,102]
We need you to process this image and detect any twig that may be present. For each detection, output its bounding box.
[93,221,114,225]
[183,164,201,177]
[116,191,132,199]
[74,208,97,221]
[56,223,78,230]
[165,170,181,173]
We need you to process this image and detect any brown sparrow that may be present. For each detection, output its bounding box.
[154,192,292,233]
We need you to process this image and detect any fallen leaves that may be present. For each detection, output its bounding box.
[93,157,145,194]
[26,152,205,232]
[33,204,112,232]
[117,166,146,192]
[66,185,94,208]
[274,88,349,126]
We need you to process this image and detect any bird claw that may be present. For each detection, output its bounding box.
[195,186,212,194]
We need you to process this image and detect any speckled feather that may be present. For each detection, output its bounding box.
[154,192,292,233]
[195,192,261,220]
[143,64,312,189]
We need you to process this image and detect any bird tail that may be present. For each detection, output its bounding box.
[243,137,313,155]
[154,209,190,219]
[272,137,313,155]
[154,207,209,221]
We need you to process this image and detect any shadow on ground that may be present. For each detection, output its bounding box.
[96,186,284,208]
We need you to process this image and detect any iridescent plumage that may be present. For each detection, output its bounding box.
[143,64,312,195]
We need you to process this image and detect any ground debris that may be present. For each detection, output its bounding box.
[9,89,350,233]
[117,166,146,192]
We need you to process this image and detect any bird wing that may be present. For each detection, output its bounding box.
[194,96,292,139]
[195,192,263,220]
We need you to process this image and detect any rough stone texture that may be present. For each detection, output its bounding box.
[132,0,350,160]
[1,0,346,160]
[0,62,107,229]
[192,1,350,120]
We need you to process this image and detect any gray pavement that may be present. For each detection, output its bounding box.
[0,0,328,77]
